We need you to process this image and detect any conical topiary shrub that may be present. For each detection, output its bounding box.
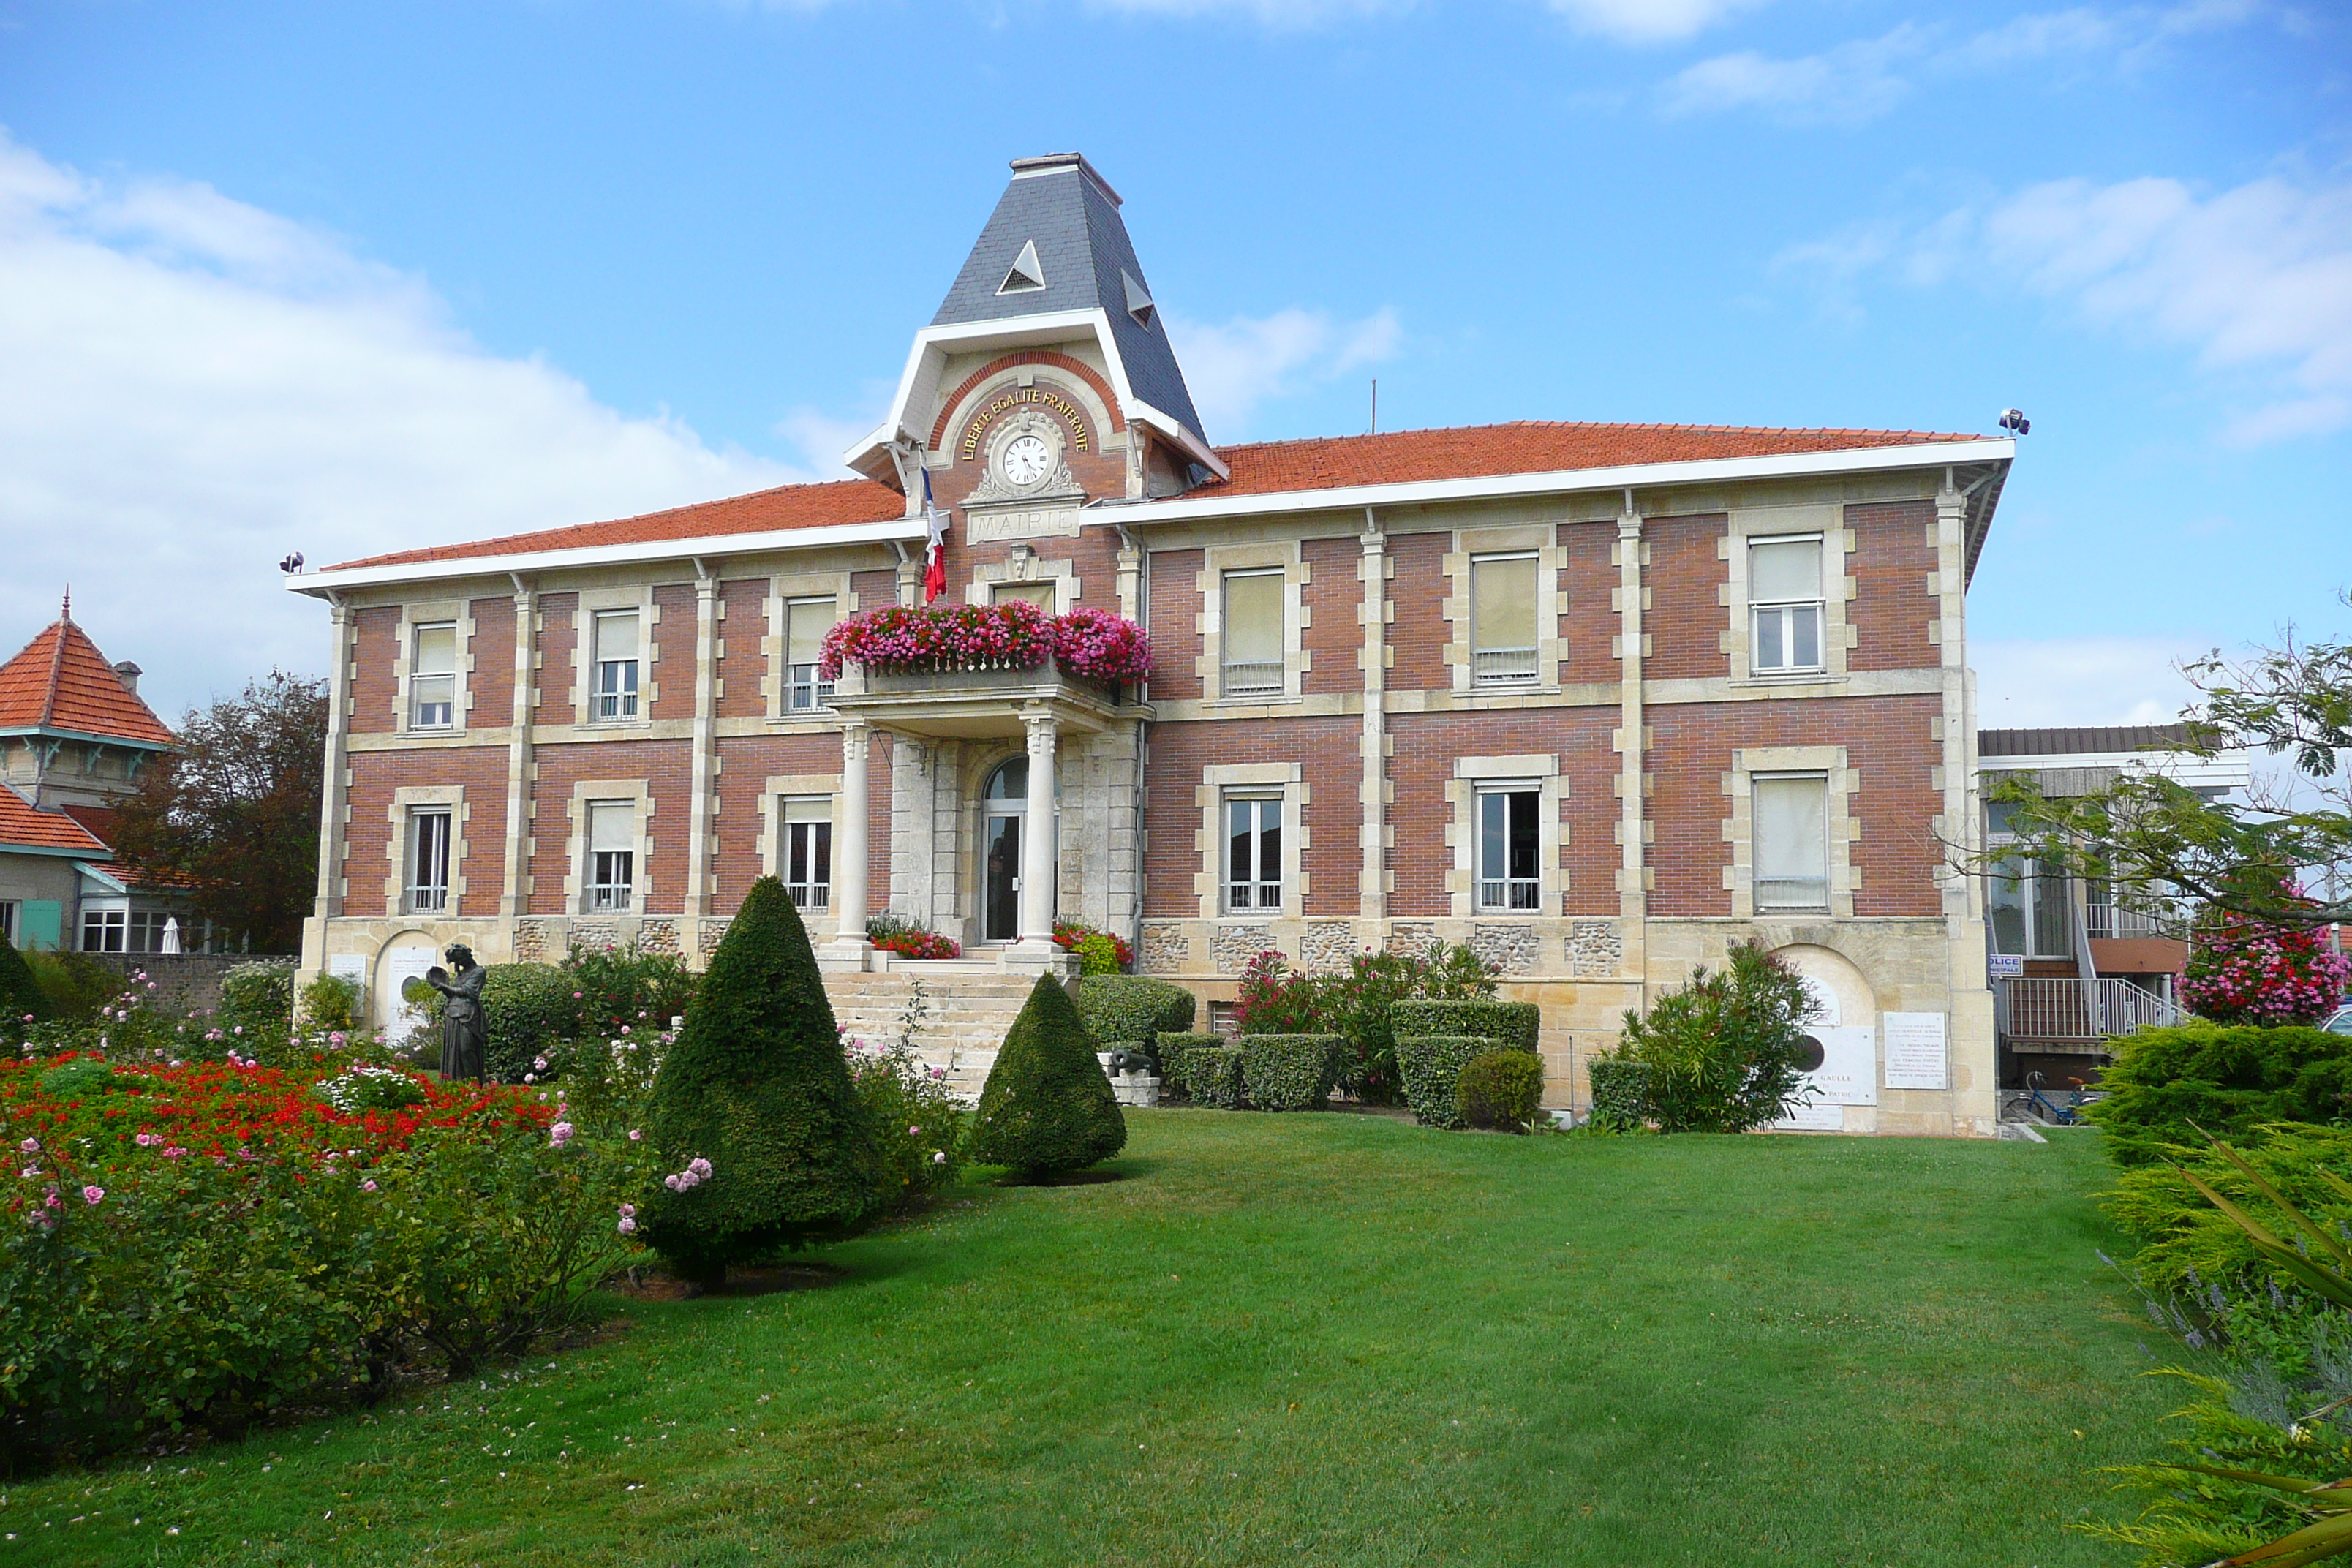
[968,971,1127,1177]
[0,935,48,1028]
[642,875,885,1285]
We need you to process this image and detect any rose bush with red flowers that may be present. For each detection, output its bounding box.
[2181,894,2352,1026]
[818,601,1150,685]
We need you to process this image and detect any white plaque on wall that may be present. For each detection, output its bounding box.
[381,947,439,1036]
[1882,1011,1950,1090]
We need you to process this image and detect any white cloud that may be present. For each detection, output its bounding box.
[1064,0,1758,39]
[1545,0,1760,45]
[0,131,805,718]
[773,406,883,479]
[1972,636,2210,727]
[1164,306,1401,438]
[1075,0,1409,23]
[1660,26,1922,124]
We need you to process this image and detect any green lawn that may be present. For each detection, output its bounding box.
[4,1113,2168,1567]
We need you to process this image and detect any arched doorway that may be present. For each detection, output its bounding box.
[981,757,1027,943]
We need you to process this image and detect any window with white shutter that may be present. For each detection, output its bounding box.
[1752,774,1829,912]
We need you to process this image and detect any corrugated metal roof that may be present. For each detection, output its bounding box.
[1979,725,2192,758]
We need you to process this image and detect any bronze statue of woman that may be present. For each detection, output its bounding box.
[425,943,489,1082]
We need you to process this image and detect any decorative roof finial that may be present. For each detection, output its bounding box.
[61,587,71,623]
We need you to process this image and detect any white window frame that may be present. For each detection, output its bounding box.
[586,799,636,912]
[1747,533,1826,676]
[1752,772,1831,914]
[592,610,641,722]
[1223,791,1284,913]
[1469,552,1541,687]
[80,905,127,953]
[1219,568,1286,699]
[781,796,833,913]
[408,621,459,730]
[783,596,837,714]
[407,808,452,914]
[1474,783,1544,912]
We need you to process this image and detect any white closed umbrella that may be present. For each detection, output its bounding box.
[159,916,181,954]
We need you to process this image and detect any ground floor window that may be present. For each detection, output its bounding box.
[80,908,186,953]
[1475,785,1542,911]
[1225,793,1283,912]
[0,900,14,944]
[407,808,451,913]
[587,800,636,912]
[1753,773,1831,913]
[783,797,832,912]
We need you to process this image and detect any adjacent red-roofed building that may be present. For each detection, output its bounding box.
[289,154,2017,1134]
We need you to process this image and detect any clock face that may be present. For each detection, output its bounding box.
[1000,433,1052,487]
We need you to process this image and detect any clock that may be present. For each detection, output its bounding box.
[1000,433,1052,487]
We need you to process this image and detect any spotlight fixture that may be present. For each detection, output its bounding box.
[278,552,305,574]
[1997,408,2030,437]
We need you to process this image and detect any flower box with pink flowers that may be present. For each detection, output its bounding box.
[819,600,1151,690]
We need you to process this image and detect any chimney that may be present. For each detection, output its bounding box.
[112,661,141,694]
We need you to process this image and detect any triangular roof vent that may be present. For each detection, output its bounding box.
[1122,268,1156,331]
[998,238,1046,295]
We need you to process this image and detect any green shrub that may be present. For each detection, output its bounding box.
[1611,941,1814,1134]
[2105,1122,2352,1300]
[1169,1041,1245,1108]
[407,962,577,1082]
[1395,1035,1494,1129]
[298,970,363,1033]
[1153,1032,1224,1101]
[214,960,293,1046]
[1236,944,1499,1103]
[848,1036,968,1211]
[2081,1022,2352,1167]
[1388,998,1540,1054]
[1588,1059,1653,1131]
[0,935,50,1027]
[26,950,115,1023]
[1238,1033,1344,1111]
[969,973,1128,1176]
[1456,1049,1545,1131]
[39,1055,118,1098]
[642,877,886,1284]
[562,943,696,1045]
[1075,975,1196,1064]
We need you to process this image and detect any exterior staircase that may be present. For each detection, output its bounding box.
[822,963,1041,1101]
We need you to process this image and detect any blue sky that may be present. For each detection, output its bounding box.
[0,0,2345,727]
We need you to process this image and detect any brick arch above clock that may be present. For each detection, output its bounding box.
[927,350,1127,451]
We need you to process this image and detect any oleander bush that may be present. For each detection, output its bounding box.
[1237,1033,1345,1111]
[1608,942,1814,1134]
[1395,1035,1496,1129]
[2081,1022,2352,1167]
[1075,975,1196,1065]
[642,877,886,1284]
[1388,999,1541,1055]
[1587,1059,1654,1131]
[1456,1049,1545,1132]
[968,973,1128,1176]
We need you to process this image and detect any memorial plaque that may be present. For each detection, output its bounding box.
[1882,1011,1950,1090]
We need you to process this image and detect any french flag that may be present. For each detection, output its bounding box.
[921,468,948,604]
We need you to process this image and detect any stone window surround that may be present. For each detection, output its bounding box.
[568,586,662,729]
[382,783,470,919]
[966,545,1082,615]
[755,570,862,720]
[1444,753,1568,919]
[1194,760,1307,921]
[1441,523,1567,694]
[392,599,473,736]
[1722,745,1859,919]
[753,773,845,880]
[1194,540,1310,706]
[560,778,655,915]
[1719,505,1855,683]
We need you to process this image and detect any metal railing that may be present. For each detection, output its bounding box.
[1477,877,1542,911]
[2084,902,2187,941]
[1472,647,1539,684]
[1999,976,2178,1041]
[1221,659,1284,696]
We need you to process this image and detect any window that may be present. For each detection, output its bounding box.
[1221,569,1284,697]
[587,801,635,911]
[1749,536,1825,674]
[407,809,451,913]
[1470,553,1539,685]
[1753,774,1830,913]
[592,611,641,720]
[80,908,126,952]
[1224,793,1282,911]
[784,596,837,713]
[0,900,14,944]
[990,581,1057,611]
[410,622,456,728]
[782,797,832,912]
[1988,855,2073,958]
[1476,786,1542,911]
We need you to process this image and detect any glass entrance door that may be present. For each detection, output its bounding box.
[982,756,1028,944]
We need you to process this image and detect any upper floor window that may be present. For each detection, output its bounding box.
[407,809,451,913]
[1476,785,1542,911]
[781,796,832,912]
[784,596,837,713]
[1753,773,1829,913]
[593,611,641,720]
[1749,535,1825,674]
[587,800,635,911]
[991,581,1057,612]
[1221,569,1284,698]
[410,622,456,728]
[1224,792,1282,912]
[1470,553,1539,686]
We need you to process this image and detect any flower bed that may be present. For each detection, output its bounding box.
[818,601,1150,685]
[867,913,960,960]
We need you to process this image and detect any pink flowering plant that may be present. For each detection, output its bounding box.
[2179,888,2352,1025]
[843,1025,966,1208]
[818,600,1150,685]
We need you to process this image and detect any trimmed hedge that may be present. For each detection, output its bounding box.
[1161,1034,1244,1108]
[1388,999,1539,1055]
[2081,1022,2352,1166]
[1395,1034,1495,1128]
[1457,1049,1545,1131]
[1588,1058,1652,1131]
[1238,1033,1344,1111]
[970,973,1129,1175]
[1075,975,1196,1064]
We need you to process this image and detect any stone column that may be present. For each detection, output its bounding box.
[500,579,537,920]
[1937,475,1997,1132]
[1616,501,1649,985]
[1016,709,1059,951]
[1358,514,1388,927]
[311,598,355,925]
[825,720,873,966]
[683,570,720,923]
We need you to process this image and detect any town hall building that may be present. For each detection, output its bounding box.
[291,154,2013,1135]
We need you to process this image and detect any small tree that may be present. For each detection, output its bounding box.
[1610,942,1817,1134]
[642,877,884,1285]
[2180,890,2351,1025]
[968,972,1127,1177]
[0,935,49,1026]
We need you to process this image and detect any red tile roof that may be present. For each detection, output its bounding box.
[58,804,121,844]
[0,788,109,854]
[325,420,1992,573]
[0,615,176,747]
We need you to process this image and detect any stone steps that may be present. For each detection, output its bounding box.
[823,969,1036,1101]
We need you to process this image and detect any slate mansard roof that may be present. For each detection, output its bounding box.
[327,420,1997,574]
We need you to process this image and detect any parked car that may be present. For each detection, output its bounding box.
[2326,1005,2352,1036]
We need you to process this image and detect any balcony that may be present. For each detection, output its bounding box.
[1998,976,2179,1042]
[826,663,1139,740]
